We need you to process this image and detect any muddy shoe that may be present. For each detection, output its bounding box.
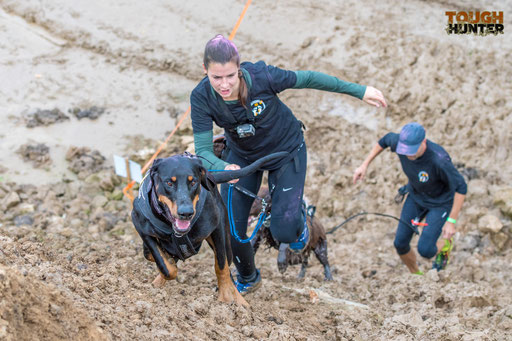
[234,269,261,295]
[432,238,453,271]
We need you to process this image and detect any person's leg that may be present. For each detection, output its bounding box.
[417,206,450,259]
[267,144,307,244]
[220,151,262,282]
[394,196,423,273]
[399,250,420,273]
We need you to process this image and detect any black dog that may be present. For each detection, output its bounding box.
[249,187,333,281]
[131,152,287,306]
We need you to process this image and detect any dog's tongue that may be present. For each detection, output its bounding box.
[175,219,191,231]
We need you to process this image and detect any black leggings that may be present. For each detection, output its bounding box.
[220,144,307,279]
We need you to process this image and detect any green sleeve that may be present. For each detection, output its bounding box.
[293,70,366,100]
[194,130,229,171]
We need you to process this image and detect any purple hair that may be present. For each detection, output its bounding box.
[203,35,240,68]
[203,34,248,107]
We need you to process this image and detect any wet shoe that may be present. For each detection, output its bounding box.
[432,238,453,271]
[289,214,309,253]
[234,269,261,295]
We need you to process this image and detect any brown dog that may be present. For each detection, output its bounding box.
[249,187,333,281]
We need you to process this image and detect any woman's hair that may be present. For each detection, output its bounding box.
[203,34,239,68]
[203,34,248,107]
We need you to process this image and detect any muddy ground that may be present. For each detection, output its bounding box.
[1,0,511,340]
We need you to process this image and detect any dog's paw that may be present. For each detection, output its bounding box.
[218,285,249,307]
[234,293,249,307]
[152,273,167,288]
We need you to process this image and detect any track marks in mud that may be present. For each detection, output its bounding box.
[0,7,67,47]
[1,3,195,78]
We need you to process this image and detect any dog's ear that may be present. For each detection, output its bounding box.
[189,157,216,191]
[149,158,163,185]
[201,167,217,192]
[150,158,162,173]
[198,166,216,192]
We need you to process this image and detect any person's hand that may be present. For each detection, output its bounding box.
[353,164,368,184]
[442,221,456,239]
[224,163,241,184]
[362,86,387,108]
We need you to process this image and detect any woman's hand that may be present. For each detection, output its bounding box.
[224,163,241,184]
[363,86,388,108]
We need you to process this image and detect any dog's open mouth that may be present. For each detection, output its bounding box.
[173,218,191,237]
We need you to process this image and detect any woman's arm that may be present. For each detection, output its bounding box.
[194,131,240,183]
[293,70,387,107]
[194,130,229,170]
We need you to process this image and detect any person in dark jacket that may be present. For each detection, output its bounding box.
[353,122,467,274]
[191,34,387,293]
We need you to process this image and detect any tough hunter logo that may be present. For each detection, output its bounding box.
[445,11,504,36]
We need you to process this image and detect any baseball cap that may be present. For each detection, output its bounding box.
[396,122,426,156]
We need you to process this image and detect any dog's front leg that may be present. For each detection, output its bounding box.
[141,235,178,287]
[206,235,248,307]
[250,227,263,254]
[314,239,333,281]
[151,247,178,288]
[298,253,308,280]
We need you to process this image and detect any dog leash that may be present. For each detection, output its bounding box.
[327,185,430,235]
[205,164,270,243]
[327,211,426,235]
[227,184,268,243]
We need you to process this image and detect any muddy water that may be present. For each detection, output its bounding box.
[1,4,194,184]
[2,108,180,183]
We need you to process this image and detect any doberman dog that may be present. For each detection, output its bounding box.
[249,187,333,281]
[131,152,287,306]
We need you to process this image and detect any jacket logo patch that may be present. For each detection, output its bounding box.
[418,171,429,183]
[251,99,266,117]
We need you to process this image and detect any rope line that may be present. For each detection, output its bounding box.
[228,0,252,41]
[327,212,420,235]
